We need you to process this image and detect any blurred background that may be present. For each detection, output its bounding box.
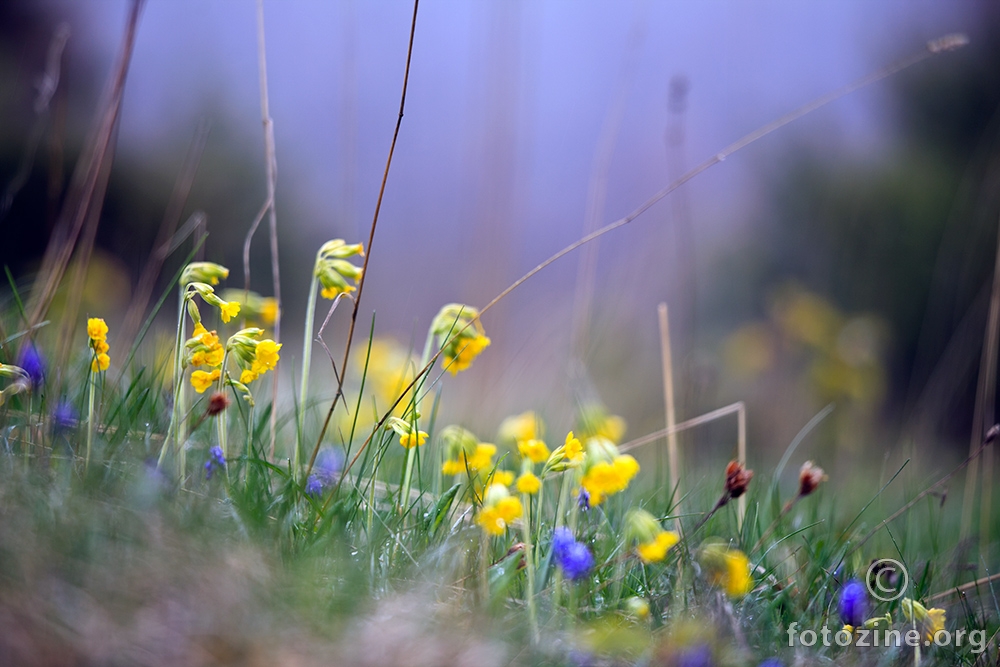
[2,1,1000,481]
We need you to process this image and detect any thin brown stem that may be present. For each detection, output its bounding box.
[307,0,420,479]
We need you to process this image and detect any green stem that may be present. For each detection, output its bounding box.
[521,491,539,643]
[398,325,436,513]
[297,269,319,479]
[158,289,188,476]
[177,291,188,480]
[217,352,230,468]
[86,363,95,472]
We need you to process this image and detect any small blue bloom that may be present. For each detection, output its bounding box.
[205,445,226,480]
[757,660,783,667]
[839,579,868,627]
[52,400,76,432]
[305,475,324,497]
[552,527,594,581]
[305,447,344,497]
[678,644,712,667]
[577,487,591,511]
[18,345,45,387]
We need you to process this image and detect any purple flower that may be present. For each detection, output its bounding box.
[205,445,226,480]
[552,527,594,581]
[305,447,344,497]
[757,660,783,667]
[678,645,712,667]
[577,487,591,511]
[839,579,868,627]
[18,345,45,387]
[52,400,76,432]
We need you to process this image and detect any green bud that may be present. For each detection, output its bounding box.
[181,261,229,286]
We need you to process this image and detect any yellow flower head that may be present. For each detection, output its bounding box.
[315,240,364,299]
[444,334,490,375]
[260,298,278,325]
[580,437,639,505]
[577,404,626,443]
[400,428,428,449]
[180,261,229,287]
[490,470,515,487]
[637,531,680,564]
[87,318,109,341]
[499,411,542,444]
[240,368,258,384]
[91,353,110,373]
[902,599,946,642]
[219,300,241,323]
[564,431,584,462]
[467,443,496,472]
[191,369,221,393]
[518,438,550,464]
[700,543,752,599]
[626,509,680,563]
[254,339,282,371]
[321,283,355,300]
[516,471,541,495]
[432,304,491,375]
[476,484,523,536]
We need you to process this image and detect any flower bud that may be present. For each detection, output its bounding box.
[724,460,754,499]
[181,262,229,286]
[798,460,827,497]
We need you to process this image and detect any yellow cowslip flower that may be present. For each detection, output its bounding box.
[637,531,680,564]
[902,599,946,642]
[499,411,541,444]
[321,283,355,300]
[93,339,109,355]
[87,318,109,341]
[580,439,640,505]
[91,353,110,373]
[578,404,626,443]
[516,471,541,495]
[491,470,514,487]
[624,597,650,621]
[442,459,465,476]
[444,333,490,375]
[254,339,281,371]
[219,301,240,323]
[700,543,752,598]
[518,438,549,464]
[204,347,224,367]
[181,261,229,287]
[476,484,523,536]
[466,443,496,472]
[432,304,491,375]
[191,369,221,393]
[240,368,258,384]
[400,428,428,449]
[564,431,584,462]
[220,289,278,327]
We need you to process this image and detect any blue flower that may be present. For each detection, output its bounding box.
[678,645,712,667]
[52,400,76,432]
[839,579,868,627]
[577,487,591,511]
[305,447,344,497]
[757,660,783,667]
[205,445,226,480]
[18,345,45,387]
[552,527,594,581]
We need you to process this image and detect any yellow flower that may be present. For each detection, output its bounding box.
[476,484,523,535]
[254,339,282,371]
[219,301,240,323]
[444,334,490,375]
[400,429,428,449]
[240,368,258,384]
[564,431,584,462]
[191,369,221,393]
[87,318,108,341]
[581,454,640,505]
[466,443,496,471]
[499,411,541,443]
[490,470,515,487]
[91,353,110,373]
[260,298,278,325]
[926,608,946,639]
[636,530,680,563]
[204,347,224,367]
[321,284,355,300]
[518,438,550,464]
[192,322,209,338]
[902,599,946,642]
[93,339,109,355]
[715,550,752,598]
[442,459,465,476]
[516,471,541,495]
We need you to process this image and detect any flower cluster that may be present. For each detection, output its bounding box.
[579,436,639,506]
[87,317,111,372]
[626,508,680,564]
[440,426,497,477]
[431,303,491,375]
[220,289,278,328]
[699,542,753,598]
[552,527,594,580]
[225,329,282,385]
[183,264,240,325]
[204,445,226,480]
[314,239,364,299]
[476,483,523,536]
[187,322,225,393]
[386,416,428,449]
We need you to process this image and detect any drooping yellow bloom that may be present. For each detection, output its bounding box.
[400,428,428,449]
[466,443,496,472]
[518,438,550,464]
[254,339,281,371]
[564,431,584,462]
[87,318,109,341]
[93,339,109,355]
[499,411,541,443]
[444,334,490,375]
[637,530,680,564]
[581,452,639,505]
[191,369,221,393]
[491,470,515,487]
[91,353,110,373]
[476,484,523,536]
[708,549,752,598]
[516,471,541,495]
[321,284,355,300]
[240,368,258,384]
[902,599,947,642]
[219,301,241,323]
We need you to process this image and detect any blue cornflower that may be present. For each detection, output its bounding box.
[18,345,45,387]
[552,527,594,581]
[839,579,868,627]
[205,445,226,480]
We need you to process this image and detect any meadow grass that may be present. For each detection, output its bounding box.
[0,4,994,665]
